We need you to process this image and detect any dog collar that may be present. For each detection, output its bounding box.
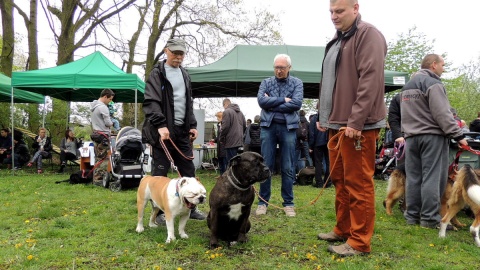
[227,169,251,191]
[175,179,180,197]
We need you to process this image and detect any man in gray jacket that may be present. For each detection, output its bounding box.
[401,54,467,228]
[90,88,114,185]
[219,98,246,163]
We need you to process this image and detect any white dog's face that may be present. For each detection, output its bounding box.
[177,177,207,209]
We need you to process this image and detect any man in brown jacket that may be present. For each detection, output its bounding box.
[316,0,387,256]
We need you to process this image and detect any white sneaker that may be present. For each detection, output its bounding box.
[284,206,296,217]
[255,205,267,215]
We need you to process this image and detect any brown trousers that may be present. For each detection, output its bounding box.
[328,129,379,253]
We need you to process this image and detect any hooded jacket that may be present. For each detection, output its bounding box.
[401,69,464,140]
[142,60,197,147]
[90,100,113,133]
[220,104,246,148]
[319,14,387,130]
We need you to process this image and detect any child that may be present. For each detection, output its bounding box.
[108,101,121,132]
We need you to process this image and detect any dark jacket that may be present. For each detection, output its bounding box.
[249,123,261,147]
[32,136,53,153]
[5,139,30,164]
[401,69,464,141]
[308,114,328,148]
[142,60,197,147]
[388,93,403,141]
[319,14,387,130]
[220,104,246,148]
[0,134,12,149]
[470,119,480,132]
[257,75,303,130]
[214,123,226,158]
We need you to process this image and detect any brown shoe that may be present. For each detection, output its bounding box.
[327,243,368,257]
[317,231,346,242]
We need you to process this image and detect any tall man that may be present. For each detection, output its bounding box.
[220,98,246,163]
[90,88,114,185]
[255,53,303,217]
[401,54,467,228]
[316,0,387,256]
[142,38,205,221]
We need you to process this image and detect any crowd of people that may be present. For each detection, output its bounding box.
[0,127,82,173]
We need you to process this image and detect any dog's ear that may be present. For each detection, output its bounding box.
[179,177,188,187]
[228,154,242,168]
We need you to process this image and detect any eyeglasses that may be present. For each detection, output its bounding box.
[274,66,290,71]
[168,49,185,56]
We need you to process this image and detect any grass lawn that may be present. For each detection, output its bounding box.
[0,167,479,270]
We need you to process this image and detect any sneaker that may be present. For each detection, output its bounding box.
[26,162,33,167]
[327,243,368,257]
[37,169,43,174]
[284,206,296,217]
[155,213,166,225]
[255,205,267,215]
[317,231,346,242]
[189,208,207,220]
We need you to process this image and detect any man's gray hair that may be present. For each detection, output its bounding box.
[330,0,358,4]
[274,54,292,66]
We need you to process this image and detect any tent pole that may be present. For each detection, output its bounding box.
[135,89,138,129]
[10,87,14,175]
[42,96,47,128]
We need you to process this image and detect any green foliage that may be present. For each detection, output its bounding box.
[0,170,479,269]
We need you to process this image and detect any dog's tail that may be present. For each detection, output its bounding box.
[459,164,480,205]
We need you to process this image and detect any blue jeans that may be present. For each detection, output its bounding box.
[225,147,239,168]
[258,122,296,207]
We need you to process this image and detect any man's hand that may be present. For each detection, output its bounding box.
[395,137,405,144]
[316,122,327,132]
[285,97,291,103]
[189,129,198,142]
[458,138,468,146]
[158,127,170,141]
[345,127,361,139]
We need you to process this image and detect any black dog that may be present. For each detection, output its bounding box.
[207,152,271,248]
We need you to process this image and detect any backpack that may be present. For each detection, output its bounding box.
[297,121,308,141]
[296,166,315,185]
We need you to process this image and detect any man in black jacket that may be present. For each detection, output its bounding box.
[142,38,205,221]
[470,112,480,132]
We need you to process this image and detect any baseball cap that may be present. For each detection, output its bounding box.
[166,38,186,53]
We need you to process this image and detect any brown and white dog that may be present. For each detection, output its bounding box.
[135,176,207,243]
[439,165,480,247]
[383,164,465,228]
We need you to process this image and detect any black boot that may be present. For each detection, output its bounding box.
[189,207,206,220]
[313,182,324,188]
[57,163,65,173]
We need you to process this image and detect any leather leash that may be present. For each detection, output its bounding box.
[253,128,360,211]
[159,137,194,177]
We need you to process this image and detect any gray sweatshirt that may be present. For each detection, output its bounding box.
[90,99,113,133]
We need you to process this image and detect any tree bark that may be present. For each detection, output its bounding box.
[0,0,14,76]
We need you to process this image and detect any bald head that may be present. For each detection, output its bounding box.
[421,54,445,77]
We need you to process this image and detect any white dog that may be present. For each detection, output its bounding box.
[136,176,207,243]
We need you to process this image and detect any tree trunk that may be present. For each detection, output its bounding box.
[27,0,39,70]
[0,0,14,76]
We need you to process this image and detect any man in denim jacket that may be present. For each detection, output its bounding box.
[255,54,303,217]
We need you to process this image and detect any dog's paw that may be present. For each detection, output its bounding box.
[229,241,238,246]
[148,222,158,228]
[135,226,144,233]
[209,241,220,249]
[165,236,176,243]
[180,233,189,239]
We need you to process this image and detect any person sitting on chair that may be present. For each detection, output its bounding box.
[27,127,53,174]
[58,129,81,173]
[2,131,30,170]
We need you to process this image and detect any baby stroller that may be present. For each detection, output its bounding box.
[375,142,404,180]
[102,126,146,192]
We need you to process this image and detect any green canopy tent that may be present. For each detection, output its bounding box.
[0,73,44,103]
[11,51,145,128]
[11,51,145,103]
[187,45,408,98]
